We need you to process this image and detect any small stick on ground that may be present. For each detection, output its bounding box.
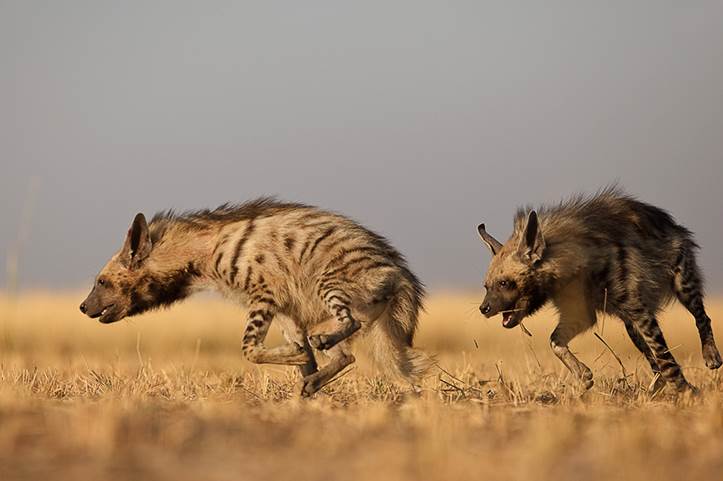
[495,362,516,401]
[594,332,629,381]
[439,376,467,397]
[524,336,543,372]
[436,365,486,395]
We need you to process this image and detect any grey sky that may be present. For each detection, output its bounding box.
[2,2,722,292]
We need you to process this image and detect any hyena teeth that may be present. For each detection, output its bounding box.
[80,197,432,397]
[477,186,720,392]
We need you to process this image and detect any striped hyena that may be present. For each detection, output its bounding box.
[476,188,721,393]
[80,198,431,396]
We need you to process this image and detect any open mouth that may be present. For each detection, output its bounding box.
[89,305,118,323]
[501,309,523,329]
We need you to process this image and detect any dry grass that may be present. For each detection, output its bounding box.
[1,291,722,481]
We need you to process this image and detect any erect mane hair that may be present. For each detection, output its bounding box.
[147,197,314,243]
[511,184,691,246]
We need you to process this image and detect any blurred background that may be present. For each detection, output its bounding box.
[2,2,723,293]
[2,7,723,480]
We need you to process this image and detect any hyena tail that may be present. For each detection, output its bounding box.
[368,277,435,385]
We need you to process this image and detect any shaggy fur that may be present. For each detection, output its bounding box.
[477,187,721,393]
[80,198,432,396]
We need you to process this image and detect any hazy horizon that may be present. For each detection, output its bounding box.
[2,2,723,293]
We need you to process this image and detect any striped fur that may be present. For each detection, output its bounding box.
[477,187,721,393]
[80,198,432,396]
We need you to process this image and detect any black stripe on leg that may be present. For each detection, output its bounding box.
[248,309,273,322]
[229,220,256,284]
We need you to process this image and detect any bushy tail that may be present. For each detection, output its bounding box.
[368,276,435,384]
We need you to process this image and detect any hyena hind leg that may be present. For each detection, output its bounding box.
[308,289,361,351]
[241,305,311,366]
[623,321,667,393]
[633,313,695,392]
[673,250,722,369]
[278,318,319,377]
[301,341,355,397]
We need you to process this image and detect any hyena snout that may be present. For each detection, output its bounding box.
[79,292,107,318]
[479,293,503,318]
[79,288,124,324]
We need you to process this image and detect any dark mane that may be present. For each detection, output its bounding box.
[151,197,313,224]
[512,185,691,243]
[148,197,314,242]
[514,184,628,225]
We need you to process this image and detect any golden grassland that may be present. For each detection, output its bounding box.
[1,291,722,481]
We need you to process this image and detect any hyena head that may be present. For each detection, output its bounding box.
[79,213,197,324]
[477,211,550,329]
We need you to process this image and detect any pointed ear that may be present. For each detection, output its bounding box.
[518,211,545,265]
[477,223,503,256]
[119,213,152,269]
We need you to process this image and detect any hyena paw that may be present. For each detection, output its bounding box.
[580,366,594,390]
[308,334,336,351]
[703,344,722,370]
[300,372,324,398]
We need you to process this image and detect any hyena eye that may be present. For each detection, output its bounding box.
[499,280,515,289]
[97,279,106,286]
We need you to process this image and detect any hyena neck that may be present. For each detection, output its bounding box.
[125,223,217,316]
[126,262,203,317]
[522,268,558,315]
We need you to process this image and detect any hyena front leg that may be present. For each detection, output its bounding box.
[623,321,667,393]
[241,304,310,366]
[633,313,694,392]
[550,322,594,390]
[301,341,355,397]
[551,283,596,390]
[308,288,361,351]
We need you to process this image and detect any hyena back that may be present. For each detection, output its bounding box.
[80,198,431,396]
[477,188,721,393]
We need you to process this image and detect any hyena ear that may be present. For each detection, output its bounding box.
[518,210,545,265]
[120,213,152,269]
[477,224,503,256]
